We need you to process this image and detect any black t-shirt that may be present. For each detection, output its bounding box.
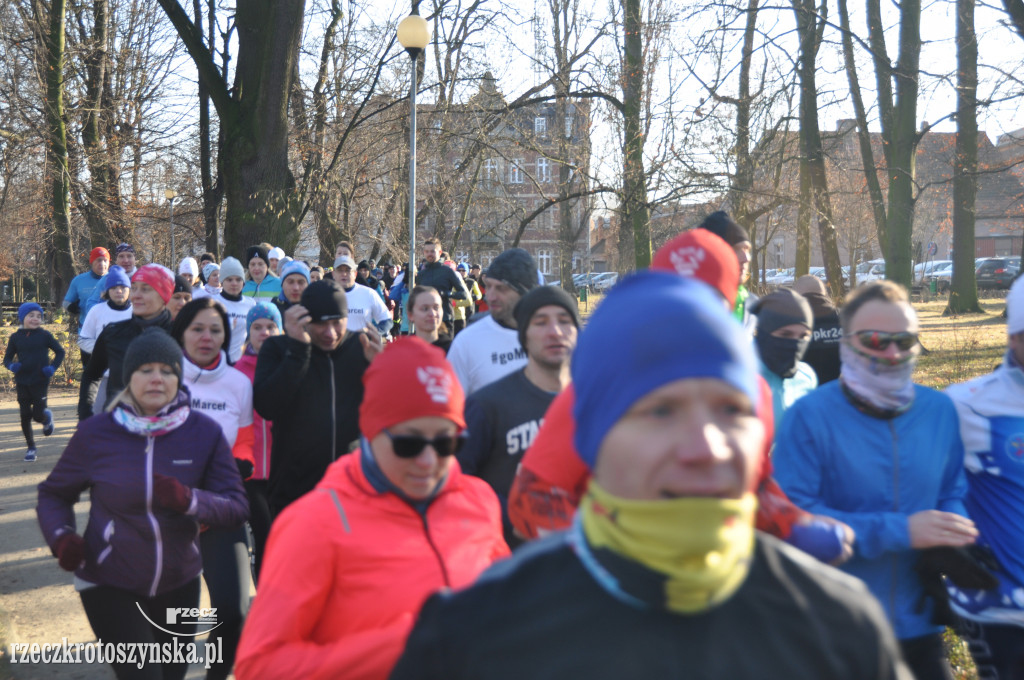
[458,368,556,545]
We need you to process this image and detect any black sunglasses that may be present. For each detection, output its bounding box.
[383,429,464,458]
[849,330,919,352]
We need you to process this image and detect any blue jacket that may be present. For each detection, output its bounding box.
[773,381,970,640]
[759,361,817,430]
[63,270,103,329]
[242,275,281,301]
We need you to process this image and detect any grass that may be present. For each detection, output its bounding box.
[914,295,1007,390]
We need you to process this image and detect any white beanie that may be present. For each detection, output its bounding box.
[220,256,245,281]
[1008,276,1024,335]
[178,257,199,277]
[268,247,286,261]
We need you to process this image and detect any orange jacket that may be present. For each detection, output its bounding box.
[235,448,509,680]
[508,380,808,541]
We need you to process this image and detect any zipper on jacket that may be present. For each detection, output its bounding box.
[261,419,268,478]
[420,513,451,587]
[145,435,164,598]
[328,354,337,460]
[889,420,900,620]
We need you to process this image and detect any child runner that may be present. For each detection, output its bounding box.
[214,257,256,362]
[4,303,65,461]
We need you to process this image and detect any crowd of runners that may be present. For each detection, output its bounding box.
[8,211,1023,679]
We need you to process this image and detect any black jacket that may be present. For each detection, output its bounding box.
[4,328,65,387]
[78,310,173,419]
[253,333,369,515]
[391,533,911,680]
[415,262,469,325]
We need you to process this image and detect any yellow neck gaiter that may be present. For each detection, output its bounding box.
[580,480,757,614]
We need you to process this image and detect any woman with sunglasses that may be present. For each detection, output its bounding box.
[774,280,976,680]
[235,337,509,680]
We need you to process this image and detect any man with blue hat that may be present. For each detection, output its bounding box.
[391,271,910,680]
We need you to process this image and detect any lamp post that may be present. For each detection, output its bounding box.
[165,188,178,264]
[397,5,430,291]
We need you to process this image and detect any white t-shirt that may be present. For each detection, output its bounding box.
[447,314,526,395]
[77,301,132,354]
[212,293,256,362]
[181,351,253,447]
[344,284,391,332]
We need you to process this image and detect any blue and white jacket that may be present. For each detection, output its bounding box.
[774,380,970,640]
[945,353,1024,627]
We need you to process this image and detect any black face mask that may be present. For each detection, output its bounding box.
[756,333,810,379]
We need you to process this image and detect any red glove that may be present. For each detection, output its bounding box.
[54,533,86,572]
[152,474,193,514]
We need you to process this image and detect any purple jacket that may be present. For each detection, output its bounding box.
[37,400,249,597]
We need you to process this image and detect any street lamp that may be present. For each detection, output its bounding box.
[397,5,430,291]
[165,188,178,264]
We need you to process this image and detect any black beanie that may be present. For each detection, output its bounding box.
[751,288,813,335]
[123,328,183,386]
[173,274,191,295]
[485,248,538,296]
[301,279,348,322]
[699,211,750,247]
[246,245,270,266]
[513,286,581,350]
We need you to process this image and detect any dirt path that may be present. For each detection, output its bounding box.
[0,394,226,680]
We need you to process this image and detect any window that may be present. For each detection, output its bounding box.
[536,157,551,183]
[509,159,524,184]
[455,251,469,265]
[484,158,498,182]
[534,116,547,135]
[536,249,552,275]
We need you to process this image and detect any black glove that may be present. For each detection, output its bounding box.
[915,545,1000,626]
[235,458,254,480]
[67,300,81,315]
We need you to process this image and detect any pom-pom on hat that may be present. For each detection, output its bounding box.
[571,271,759,469]
[131,264,175,304]
[247,301,283,340]
[651,228,740,309]
[219,257,245,281]
[18,302,44,325]
[90,247,110,264]
[104,265,131,292]
[359,336,466,443]
[123,328,183,386]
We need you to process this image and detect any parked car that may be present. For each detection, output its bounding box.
[976,257,1020,290]
[591,272,619,291]
[928,262,954,293]
[913,260,951,282]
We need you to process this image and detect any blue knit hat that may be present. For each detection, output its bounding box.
[279,260,310,284]
[18,302,44,325]
[246,301,282,340]
[571,271,759,468]
[105,265,131,291]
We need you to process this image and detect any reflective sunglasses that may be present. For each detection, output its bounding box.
[383,429,464,458]
[849,330,919,352]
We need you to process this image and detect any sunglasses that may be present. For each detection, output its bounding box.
[849,330,919,352]
[383,429,464,458]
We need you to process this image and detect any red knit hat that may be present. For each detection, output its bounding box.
[651,228,740,308]
[131,263,175,303]
[90,247,110,264]
[360,337,466,442]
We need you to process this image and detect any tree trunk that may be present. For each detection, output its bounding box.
[732,0,759,283]
[947,0,982,314]
[883,0,922,287]
[42,0,74,301]
[195,0,220,257]
[622,0,651,270]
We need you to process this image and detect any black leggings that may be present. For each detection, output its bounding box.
[899,632,955,680]
[16,382,48,449]
[79,578,200,680]
[957,618,1024,680]
[244,479,272,583]
[199,526,250,680]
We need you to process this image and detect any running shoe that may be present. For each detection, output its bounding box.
[42,409,54,436]
[24,448,37,462]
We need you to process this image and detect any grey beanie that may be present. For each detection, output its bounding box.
[513,285,580,350]
[123,328,183,386]
[485,248,538,296]
[220,257,245,281]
